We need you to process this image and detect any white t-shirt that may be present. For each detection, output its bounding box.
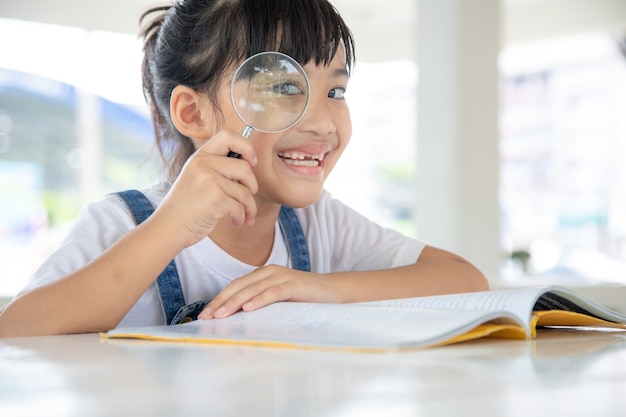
[21,183,426,327]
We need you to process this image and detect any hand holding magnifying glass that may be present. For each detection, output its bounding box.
[227,52,310,158]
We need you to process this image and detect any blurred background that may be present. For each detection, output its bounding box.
[1,0,625,310]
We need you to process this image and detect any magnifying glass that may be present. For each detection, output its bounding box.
[227,52,310,158]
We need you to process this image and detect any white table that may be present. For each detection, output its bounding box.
[1,330,626,416]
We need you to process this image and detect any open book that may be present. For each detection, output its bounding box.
[103,286,626,352]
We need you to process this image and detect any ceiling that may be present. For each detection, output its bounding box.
[1,0,625,62]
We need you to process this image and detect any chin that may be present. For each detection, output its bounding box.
[272,186,324,209]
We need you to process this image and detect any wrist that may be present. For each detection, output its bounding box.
[140,212,190,255]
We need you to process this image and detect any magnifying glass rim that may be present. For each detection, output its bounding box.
[229,51,310,134]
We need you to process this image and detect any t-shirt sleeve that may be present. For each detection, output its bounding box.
[299,191,426,273]
[17,194,136,296]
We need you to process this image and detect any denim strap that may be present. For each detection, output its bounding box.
[114,190,186,325]
[278,206,311,272]
[168,207,312,324]
[115,190,311,325]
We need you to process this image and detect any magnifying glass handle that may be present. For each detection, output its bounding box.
[226,125,254,158]
[241,125,253,138]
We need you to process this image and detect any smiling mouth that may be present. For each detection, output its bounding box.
[277,151,326,167]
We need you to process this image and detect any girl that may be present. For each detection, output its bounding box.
[0,0,488,337]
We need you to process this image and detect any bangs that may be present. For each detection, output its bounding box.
[240,0,355,74]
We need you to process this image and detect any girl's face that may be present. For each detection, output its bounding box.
[223,50,352,209]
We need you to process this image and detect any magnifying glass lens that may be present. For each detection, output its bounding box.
[230,52,310,135]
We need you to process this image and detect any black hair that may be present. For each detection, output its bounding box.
[140,0,355,181]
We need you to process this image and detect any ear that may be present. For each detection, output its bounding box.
[170,85,214,139]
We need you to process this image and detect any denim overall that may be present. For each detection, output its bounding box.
[115,189,311,325]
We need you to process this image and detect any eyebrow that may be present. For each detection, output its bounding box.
[332,68,350,78]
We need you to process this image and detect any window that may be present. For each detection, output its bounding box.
[326,61,418,237]
[499,31,626,285]
[0,19,154,295]
[0,18,418,296]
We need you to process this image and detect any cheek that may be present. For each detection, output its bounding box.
[223,108,245,133]
[336,107,353,152]
[324,116,352,177]
[341,111,352,147]
[249,132,279,177]
[250,132,276,158]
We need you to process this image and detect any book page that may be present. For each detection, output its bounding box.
[105,286,626,351]
[535,287,626,324]
[357,286,626,332]
[356,287,548,333]
[105,301,525,351]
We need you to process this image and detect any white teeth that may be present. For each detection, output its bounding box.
[282,158,320,167]
[278,152,326,165]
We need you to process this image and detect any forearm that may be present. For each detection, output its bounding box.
[0,216,184,337]
[203,246,490,319]
[333,246,490,303]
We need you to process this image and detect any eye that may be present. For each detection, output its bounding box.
[272,82,304,96]
[328,87,346,99]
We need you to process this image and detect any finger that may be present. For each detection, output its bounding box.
[199,130,257,167]
[240,283,292,312]
[217,276,296,318]
[199,271,276,319]
[209,171,257,226]
[212,157,259,196]
[208,187,249,227]
[198,277,252,319]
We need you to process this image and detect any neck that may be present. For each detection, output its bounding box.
[208,201,281,266]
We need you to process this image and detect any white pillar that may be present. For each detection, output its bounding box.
[76,88,102,204]
[416,0,501,282]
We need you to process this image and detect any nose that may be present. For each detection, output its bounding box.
[296,94,337,136]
